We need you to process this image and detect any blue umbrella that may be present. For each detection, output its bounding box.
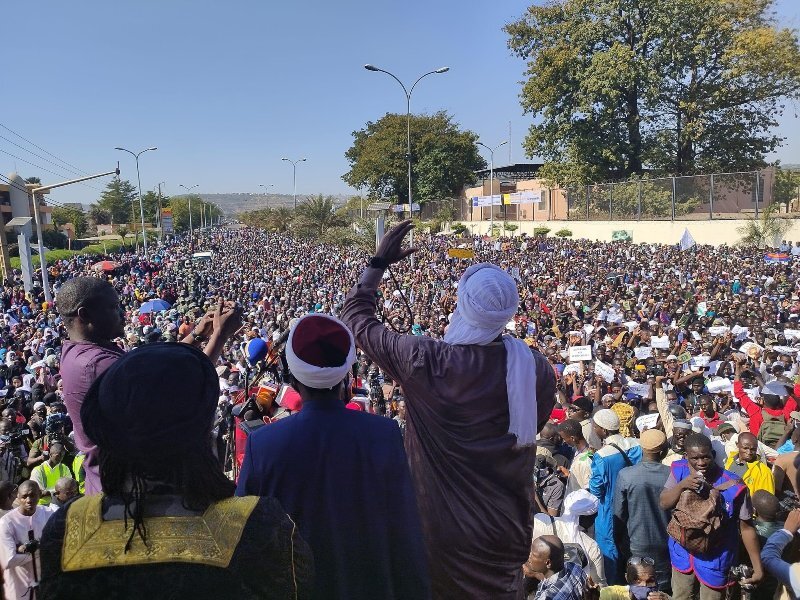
[139,299,172,314]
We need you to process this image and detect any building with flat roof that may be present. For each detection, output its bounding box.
[0,182,52,226]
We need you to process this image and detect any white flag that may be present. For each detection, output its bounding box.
[679,228,696,251]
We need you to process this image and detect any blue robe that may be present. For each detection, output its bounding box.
[236,398,430,600]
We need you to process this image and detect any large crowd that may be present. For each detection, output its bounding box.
[0,223,799,599]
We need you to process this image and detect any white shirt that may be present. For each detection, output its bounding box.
[0,506,58,600]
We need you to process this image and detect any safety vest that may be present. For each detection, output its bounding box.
[36,462,71,505]
[73,454,85,495]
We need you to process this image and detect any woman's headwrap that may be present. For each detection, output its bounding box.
[81,343,219,458]
[443,263,538,446]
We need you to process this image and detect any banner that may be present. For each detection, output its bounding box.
[634,346,653,360]
[679,228,696,251]
[471,195,502,207]
[447,248,475,259]
[765,252,791,264]
[161,208,174,234]
[503,190,542,205]
[627,382,651,397]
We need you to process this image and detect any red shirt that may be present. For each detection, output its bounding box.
[733,380,798,435]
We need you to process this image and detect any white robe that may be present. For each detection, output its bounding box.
[0,506,57,600]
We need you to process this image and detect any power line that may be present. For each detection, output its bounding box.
[0,122,89,176]
[0,149,103,193]
[0,133,86,178]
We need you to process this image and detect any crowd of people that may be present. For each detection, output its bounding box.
[0,219,797,598]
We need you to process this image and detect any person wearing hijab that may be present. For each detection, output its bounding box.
[341,221,556,599]
[237,313,429,600]
[532,490,607,586]
[39,343,312,600]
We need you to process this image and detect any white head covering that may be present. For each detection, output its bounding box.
[285,314,356,390]
[443,263,538,446]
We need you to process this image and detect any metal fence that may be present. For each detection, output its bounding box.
[455,169,773,223]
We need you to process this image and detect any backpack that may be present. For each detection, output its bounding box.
[547,515,589,568]
[758,410,785,448]
[666,478,739,555]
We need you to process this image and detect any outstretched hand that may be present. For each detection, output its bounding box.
[375,220,416,266]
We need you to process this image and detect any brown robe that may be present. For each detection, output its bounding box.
[342,267,556,600]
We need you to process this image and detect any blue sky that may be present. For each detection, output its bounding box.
[2,0,799,207]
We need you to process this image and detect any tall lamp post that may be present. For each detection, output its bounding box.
[179,184,199,245]
[364,63,449,267]
[115,146,157,257]
[281,158,306,210]
[477,140,508,237]
[259,184,274,208]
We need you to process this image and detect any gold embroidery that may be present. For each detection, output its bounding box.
[61,494,258,572]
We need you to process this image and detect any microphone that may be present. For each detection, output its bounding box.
[246,338,268,367]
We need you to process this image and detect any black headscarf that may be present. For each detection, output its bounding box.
[82,342,219,459]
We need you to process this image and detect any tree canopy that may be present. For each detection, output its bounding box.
[165,195,223,233]
[343,111,485,203]
[92,178,137,225]
[506,0,800,186]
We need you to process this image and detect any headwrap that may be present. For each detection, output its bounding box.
[285,314,356,390]
[443,263,538,446]
[81,343,219,458]
[611,402,635,438]
[562,490,599,519]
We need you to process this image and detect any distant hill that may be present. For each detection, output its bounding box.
[196,193,349,215]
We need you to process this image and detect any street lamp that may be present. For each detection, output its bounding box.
[179,184,199,245]
[259,184,274,208]
[115,146,157,257]
[281,158,306,210]
[477,140,508,237]
[364,63,449,267]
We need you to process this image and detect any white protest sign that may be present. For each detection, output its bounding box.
[595,360,615,383]
[773,346,800,356]
[708,326,730,336]
[745,387,760,401]
[627,382,652,397]
[635,413,660,433]
[651,336,670,349]
[634,346,653,360]
[784,329,800,340]
[568,345,593,362]
[706,378,733,394]
[565,290,580,297]
[732,325,750,341]
[583,324,595,337]
[624,321,638,332]
[691,355,710,368]
[691,331,702,341]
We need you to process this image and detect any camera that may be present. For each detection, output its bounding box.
[23,539,39,554]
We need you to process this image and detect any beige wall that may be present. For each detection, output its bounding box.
[453,218,800,246]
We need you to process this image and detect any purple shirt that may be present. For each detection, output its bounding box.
[60,340,124,496]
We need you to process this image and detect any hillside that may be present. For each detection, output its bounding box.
[197,193,349,215]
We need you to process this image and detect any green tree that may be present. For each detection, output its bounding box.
[294,195,345,238]
[25,177,41,185]
[506,0,800,186]
[166,196,205,233]
[343,111,486,203]
[774,166,800,208]
[737,201,792,247]
[94,179,137,225]
[88,206,112,226]
[51,206,88,238]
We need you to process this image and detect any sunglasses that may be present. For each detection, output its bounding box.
[628,557,655,567]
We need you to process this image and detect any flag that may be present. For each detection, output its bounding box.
[679,228,696,251]
[765,252,791,263]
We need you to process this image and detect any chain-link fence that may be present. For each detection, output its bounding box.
[456,169,773,222]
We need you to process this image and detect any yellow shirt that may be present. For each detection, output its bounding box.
[724,451,774,495]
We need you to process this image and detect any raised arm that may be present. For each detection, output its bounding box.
[340,221,422,384]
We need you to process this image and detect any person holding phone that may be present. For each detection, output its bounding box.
[598,557,670,600]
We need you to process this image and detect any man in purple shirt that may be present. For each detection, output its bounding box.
[58,277,241,495]
[58,278,126,496]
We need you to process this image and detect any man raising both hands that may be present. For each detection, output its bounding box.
[341,221,556,599]
[58,277,242,496]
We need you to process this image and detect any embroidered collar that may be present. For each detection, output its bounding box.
[61,494,258,572]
